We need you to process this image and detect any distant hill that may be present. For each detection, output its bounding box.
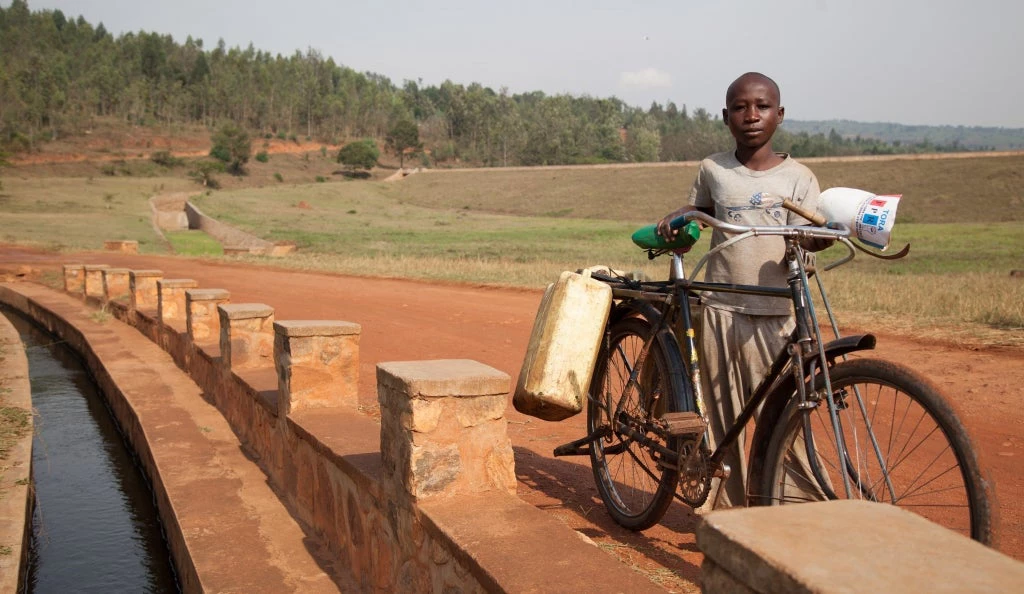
[782,120,1024,151]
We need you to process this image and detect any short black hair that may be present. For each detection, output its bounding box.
[726,72,781,104]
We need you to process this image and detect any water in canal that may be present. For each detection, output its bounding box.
[3,308,179,593]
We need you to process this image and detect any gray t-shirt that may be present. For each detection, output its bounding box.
[688,151,822,315]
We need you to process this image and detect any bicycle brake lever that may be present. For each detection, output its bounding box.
[852,240,911,260]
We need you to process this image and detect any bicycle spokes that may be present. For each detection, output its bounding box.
[769,366,978,539]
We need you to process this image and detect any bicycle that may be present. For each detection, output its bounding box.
[553,202,994,544]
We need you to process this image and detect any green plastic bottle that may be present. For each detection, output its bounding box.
[631,219,701,251]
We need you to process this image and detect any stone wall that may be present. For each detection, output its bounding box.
[12,264,661,593]
[149,193,294,256]
[0,309,33,593]
[185,202,294,255]
[149,193,189,232]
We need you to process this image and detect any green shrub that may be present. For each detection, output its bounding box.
[255,151,269,163]
[273,172,283,182]
[189,160,225,188]
[209,144,231,162]
[336,139,379,172]
[315,175,327,183]
[209,122,251,175]
[276,131,286,140]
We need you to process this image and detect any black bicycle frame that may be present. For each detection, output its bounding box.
[605,240,829,472]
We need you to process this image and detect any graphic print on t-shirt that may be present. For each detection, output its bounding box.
[724,192,786,223]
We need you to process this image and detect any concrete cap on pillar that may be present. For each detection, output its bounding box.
[186,288,230,301]
[158,279,198,288]
[274,320,361,337]
[220,303,274,320]
[377,359,509,399]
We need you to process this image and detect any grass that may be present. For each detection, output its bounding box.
[188,164,1024,344]
[0,176,193,253]
[385,155,1024,225]
[165,230,224,256]
[0,406,31,461]
[3,152,1023,346]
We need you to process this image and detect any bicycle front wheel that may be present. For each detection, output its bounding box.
[588,316,685,531]
[759,358,993,544]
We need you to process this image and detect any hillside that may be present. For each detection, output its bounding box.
[783,120,1024,151]
[0,2,1001,168]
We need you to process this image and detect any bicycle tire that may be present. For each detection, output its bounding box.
[757,358,993,544]
[588,315,686,530]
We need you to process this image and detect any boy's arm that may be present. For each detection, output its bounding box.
[658,162,714,239]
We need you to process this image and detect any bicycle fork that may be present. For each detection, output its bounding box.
[787,245,863,500]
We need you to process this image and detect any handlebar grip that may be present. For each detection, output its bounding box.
[782,199,827,227]
[669,214,690,229]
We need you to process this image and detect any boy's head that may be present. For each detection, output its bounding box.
[722,72,784,151]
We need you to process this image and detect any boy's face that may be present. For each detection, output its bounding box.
[722,77,784,151]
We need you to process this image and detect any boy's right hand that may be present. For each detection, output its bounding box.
[656,205,704,238]
[656,214,677,240]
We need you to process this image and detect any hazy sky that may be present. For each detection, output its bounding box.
[18,0,1024,128]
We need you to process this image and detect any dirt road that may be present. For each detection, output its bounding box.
[3,246,1021,591]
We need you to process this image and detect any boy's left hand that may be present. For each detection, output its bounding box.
[800,236,835,252]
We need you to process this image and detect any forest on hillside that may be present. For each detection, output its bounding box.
[783,120,1024,152]
[0,1,1014,167]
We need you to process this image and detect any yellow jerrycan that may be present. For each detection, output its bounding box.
[514,269,612,421]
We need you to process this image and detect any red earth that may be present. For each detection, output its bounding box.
[2,246,1021,592]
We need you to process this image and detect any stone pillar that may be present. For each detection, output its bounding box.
[219,304,275,370]
[186,289,231,344]
[377,359,515,500]
[103,239,139,254]
[102,268,131,302]
[697,500,1024,593]
[83,264,110,298]
[157,279,199,326]
[274,320,361,416]
[130,270,163,311]
[63,264,85,294]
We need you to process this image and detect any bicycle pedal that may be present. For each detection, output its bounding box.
[660,412,707,436]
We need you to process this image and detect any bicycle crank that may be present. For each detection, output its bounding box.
[676,437,712,507]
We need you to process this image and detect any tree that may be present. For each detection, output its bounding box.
[189,160,225,188]
[209,122,251,174]
[336,139,379,174]
[385,119,420,168]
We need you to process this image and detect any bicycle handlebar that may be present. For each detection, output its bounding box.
[676,210,850,241]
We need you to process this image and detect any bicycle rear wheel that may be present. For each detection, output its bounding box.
[758,358,993,544]
[588,316,685,530]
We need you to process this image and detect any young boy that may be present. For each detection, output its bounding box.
[656,72,826,509]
